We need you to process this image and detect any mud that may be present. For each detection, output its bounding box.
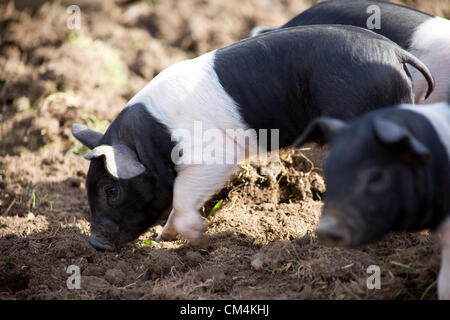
[0,0,448,300]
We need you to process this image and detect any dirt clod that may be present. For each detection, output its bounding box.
[105,268,126,286]
[67,177,81,188]
[82,276,110,292]
[250,252,264,271]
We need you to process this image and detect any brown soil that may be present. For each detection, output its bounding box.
[0,0,448,300]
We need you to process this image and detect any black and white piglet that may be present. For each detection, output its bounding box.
[251,0,450,104]
[295,87,450,299]
[72,25,433,250]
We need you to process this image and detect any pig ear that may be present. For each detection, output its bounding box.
[85,144,146,179]
[71,123,103,149]
[293,117,347,147]
[373,118,430,165]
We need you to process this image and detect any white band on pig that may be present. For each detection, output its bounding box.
[84,144,146,179]
[438,217,450,300]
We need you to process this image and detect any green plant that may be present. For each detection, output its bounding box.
[0,79,6,92]
[207,199,223,220]
[4,256,13,269]
[420,281,436,300]
[141,239,157,247]
[31,190,36,209]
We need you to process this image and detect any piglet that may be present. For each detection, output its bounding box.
[295,87,450,299]
[251,0,450,104]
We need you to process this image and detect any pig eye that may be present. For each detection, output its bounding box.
[104,185,119,200]
[366,169,390,192]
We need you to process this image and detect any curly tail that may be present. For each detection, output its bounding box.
[397,49,435,100]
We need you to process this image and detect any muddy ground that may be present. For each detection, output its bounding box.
[0,0,449,300]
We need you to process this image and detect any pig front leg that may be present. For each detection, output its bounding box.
[157,164,237,244]
[156,208,177,241]
[438,221,450,300]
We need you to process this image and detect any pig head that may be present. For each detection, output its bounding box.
[295,110,450,246]
[72,103,175,250]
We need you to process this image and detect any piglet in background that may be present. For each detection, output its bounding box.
[251,0,450,105]
[295,87,450,299]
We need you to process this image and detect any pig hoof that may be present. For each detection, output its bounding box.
[155,232,178,242]
[181,226,206,244]
[174,215,206,244]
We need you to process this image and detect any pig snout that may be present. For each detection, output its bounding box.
[88,218,119,251]
[88,233,115,251]
[316,214,352,247]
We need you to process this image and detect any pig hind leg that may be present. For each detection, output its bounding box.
[411,49,450,104]
[409,17,450,104]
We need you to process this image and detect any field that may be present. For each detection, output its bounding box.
[1,0,449,300]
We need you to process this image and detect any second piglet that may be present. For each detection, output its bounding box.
[295,87,450,299]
